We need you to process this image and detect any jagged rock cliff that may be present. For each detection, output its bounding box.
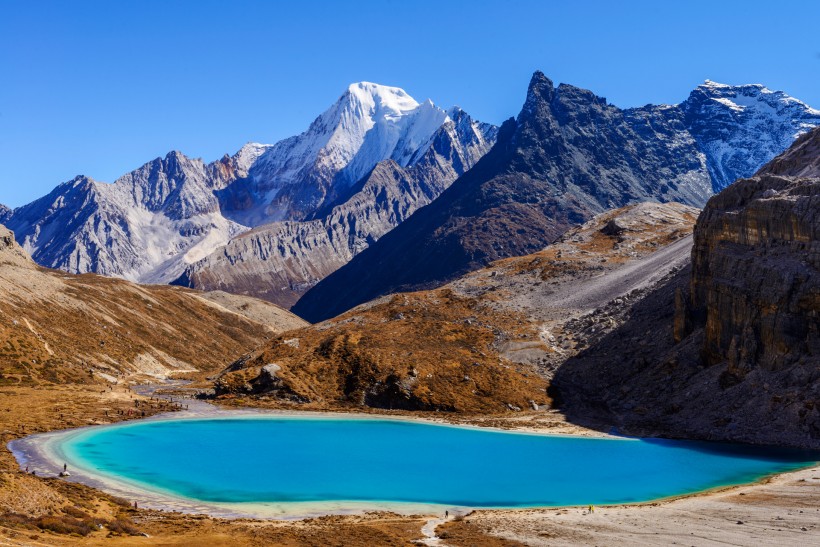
[553,127,820,449]
[686,127,820,382]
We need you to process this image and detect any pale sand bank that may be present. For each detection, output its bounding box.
[446,464,820,546]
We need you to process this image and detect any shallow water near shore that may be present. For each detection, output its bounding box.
[51,416,818,509]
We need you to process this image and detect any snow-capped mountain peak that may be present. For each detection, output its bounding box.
[682,81,820,190]
[227,82,454,224]
[313,82,448,177]
[231,142,271,175]
[3,80,491,284]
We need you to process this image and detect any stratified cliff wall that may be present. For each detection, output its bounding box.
[555,128,820,449]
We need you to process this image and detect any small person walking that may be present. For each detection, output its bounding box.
[445,510,449,518]
[63,463,67,472]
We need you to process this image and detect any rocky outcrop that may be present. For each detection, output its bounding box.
[685,127,820,382]
[0,204,10,224]
[756,126,820,178]
[0,224,33,266]
[172,109,496,307]
[553,127,820,449]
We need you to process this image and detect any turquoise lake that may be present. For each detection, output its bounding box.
[60,417,818,508]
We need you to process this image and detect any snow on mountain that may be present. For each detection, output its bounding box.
[6,153,249,283]
[0,203,10,224]
[681,80,820,191]
[4,77,817,295]
[173,106,498,307]
[221,83,453,225]
[3,83,486,284]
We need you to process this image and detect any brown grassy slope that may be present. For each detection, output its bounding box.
[214,202,697,414]
[0,224,306,386]
[216,289,550,412]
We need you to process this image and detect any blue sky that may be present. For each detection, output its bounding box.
[1,0,818,207]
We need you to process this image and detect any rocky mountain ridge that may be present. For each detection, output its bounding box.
[4,75,817,310]
[172,107,496,307]
[295,73,819,321]
[3,83,495,285]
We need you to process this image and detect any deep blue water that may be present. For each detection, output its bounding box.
[60,417,818,507]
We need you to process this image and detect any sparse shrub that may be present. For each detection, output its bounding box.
[108,495,133,508]
[62,506,91,520]
[106,517,141,535]
[33,514,94,536]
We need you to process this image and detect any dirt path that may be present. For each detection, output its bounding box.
[419,515,450,546]
[22,317,53,356]
[546,234,692,313]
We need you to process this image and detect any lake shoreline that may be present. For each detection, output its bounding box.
[9,401,819,521]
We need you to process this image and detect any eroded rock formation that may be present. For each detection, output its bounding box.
[554,127,820,448]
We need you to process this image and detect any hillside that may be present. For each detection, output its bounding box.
[0,224,306,386]
[213,202,696,413]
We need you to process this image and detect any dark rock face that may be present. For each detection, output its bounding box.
[553,127,820,449]
[295,72,714,321]
[0,204,10,224]
[686,128,820,379]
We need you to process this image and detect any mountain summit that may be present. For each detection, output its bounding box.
[3,83,491,285]
[293,72,819,321]
[681,80,820,191]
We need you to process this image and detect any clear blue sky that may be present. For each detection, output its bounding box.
[1,0,818,207]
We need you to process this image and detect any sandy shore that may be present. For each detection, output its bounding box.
[9,401,819,526]
[438,464,820,546]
